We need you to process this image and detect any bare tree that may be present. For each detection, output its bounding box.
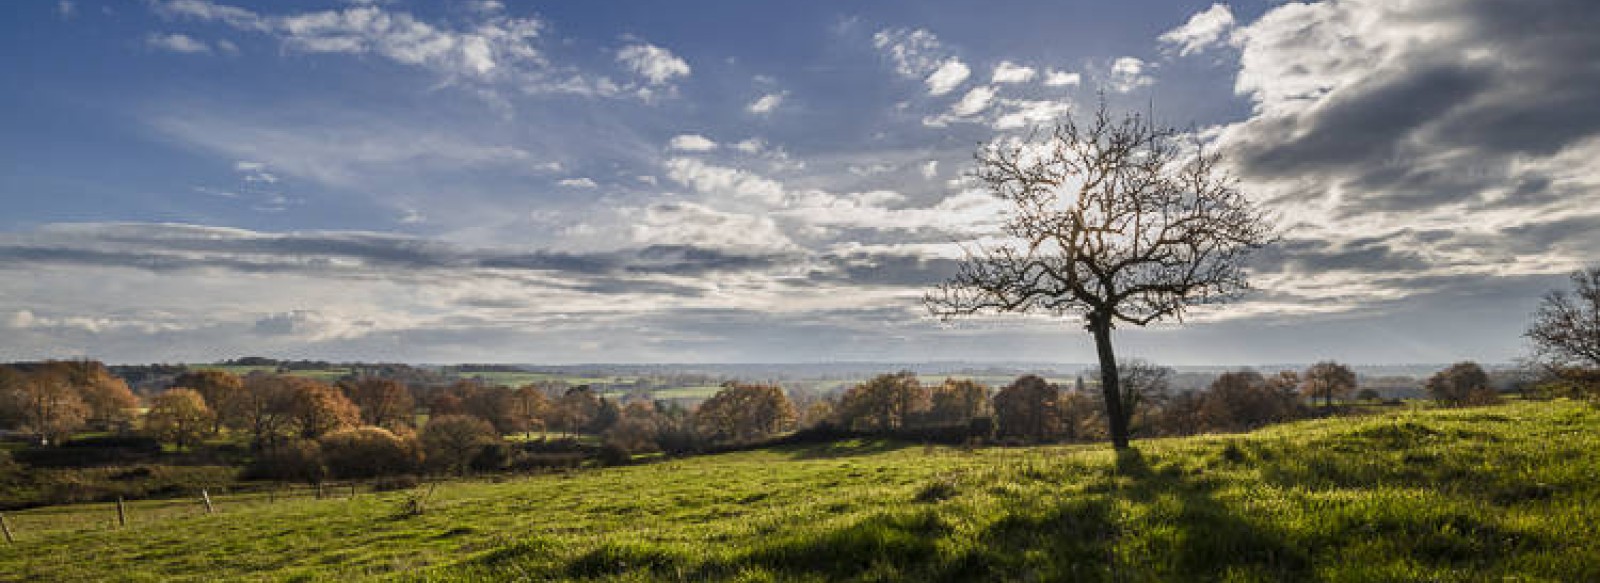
[926,103,1273,449]
[1302,361,1357,410]
[1526,267,1600,370]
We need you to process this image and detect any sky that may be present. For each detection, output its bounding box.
[1,0,1598,366]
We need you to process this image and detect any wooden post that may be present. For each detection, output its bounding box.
[316,483,324,500]
[350,484,357,498]
[116,497,127,527]
[0,512,14,543]
[201,489,215,514]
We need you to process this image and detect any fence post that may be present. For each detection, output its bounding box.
[0,512,14,543]
[116,497,127,527]
[316,483,324,500]
[201,489,215,514]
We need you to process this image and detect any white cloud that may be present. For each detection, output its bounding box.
[147,32,213,54]
[924,59,971,95]
[991,61,1036,83]
[949,85,996,117]
[557,177,597,188]
[153,1,551,87]
[872,27,946,78]
[1159,3,1237,57]
[992,98,1074,130]
[732,138,765,154]
[1043,68,1081,87]
[667,134,718,152]
[921,161,939,179]
[57,1,75,19]
[1107,56,1154,92]
[747,92,785,115]
[616,43,691,86]
[663,157,786,204]
[631,202,796,252]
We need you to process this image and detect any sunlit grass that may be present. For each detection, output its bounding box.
[1,400,1596,581]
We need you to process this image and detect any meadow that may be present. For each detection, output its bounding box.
[1,399,1595,582]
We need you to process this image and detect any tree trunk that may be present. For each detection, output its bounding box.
[1089,313,1130,449]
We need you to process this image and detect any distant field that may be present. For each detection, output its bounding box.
[2,400,1596,581]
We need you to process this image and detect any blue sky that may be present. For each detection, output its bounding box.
[2,0,1598,365]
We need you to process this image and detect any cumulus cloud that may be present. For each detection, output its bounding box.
[991,61,1036,84]
[1106,56,1154,92]
[923,59,970,95]
[746,92,785,114]
[1158,3,1237,56]
[1043,69,1081,87]
[557,177,597,188]
[872,27,946,78]
[663,157,786,204]
[1210,0,1600,318]
[667,134,718,152]
[616,43,691,85]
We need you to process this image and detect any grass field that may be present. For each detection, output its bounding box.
[2,400,1596,581]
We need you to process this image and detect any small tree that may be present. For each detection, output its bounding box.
[928,378,991,427]
[993,375,1061,441]
[171,369,245,434]
[1302,361,1357,410]
[693,383,797,444]
[286,378,360,440]
[9,366,87,445]
[1201,370,1300,431]
[421,414,501,475]
[1426,362,1498,406]
[927,103,1274,449]
[144,388,214,450]
[341,378,415,430]
[834,372,928,432]
[1527,267,1600,369]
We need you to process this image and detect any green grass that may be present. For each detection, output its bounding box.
[2,400,1597,581]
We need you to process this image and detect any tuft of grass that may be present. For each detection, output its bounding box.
[1,400,1598,582]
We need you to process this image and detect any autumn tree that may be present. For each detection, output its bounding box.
[171,369,245,434]
[552,386,601,435]
[1200,370,1301,431]
[319,426,421,479]
[1302,361,1357,410]
[1426,362,1498,406]
[605,401,666,453]
[926,104,1273,449]
[834,372,929,432]
[4,365,87,444]
[143,388,214,450]
[237,373,302,448]
[994,375,1062,441]
[508,385,551,437]
[692,383,797,443]
[420,414,501,475]
[63,361,138,432]
[928,378,991,427]
[285,378,360,439]
[341,378,415,430]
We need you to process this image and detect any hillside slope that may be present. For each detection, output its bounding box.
[2,401,1597,582]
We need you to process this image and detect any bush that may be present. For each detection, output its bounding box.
[318,426,421,479]
[245,440,326,483]
[421,414,502,475]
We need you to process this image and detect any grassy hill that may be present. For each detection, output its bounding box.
[2,400,1597,582]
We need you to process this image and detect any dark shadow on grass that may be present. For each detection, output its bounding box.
[775,438,915,460]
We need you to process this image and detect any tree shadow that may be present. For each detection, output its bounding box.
[777,438,916,460]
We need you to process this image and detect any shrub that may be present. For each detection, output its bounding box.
[318,426,421,479]
[246,440,326,483]
[421,414,502,475]
[1427,362,1500,406]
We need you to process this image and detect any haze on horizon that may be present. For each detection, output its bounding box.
[3,0,1598,367]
